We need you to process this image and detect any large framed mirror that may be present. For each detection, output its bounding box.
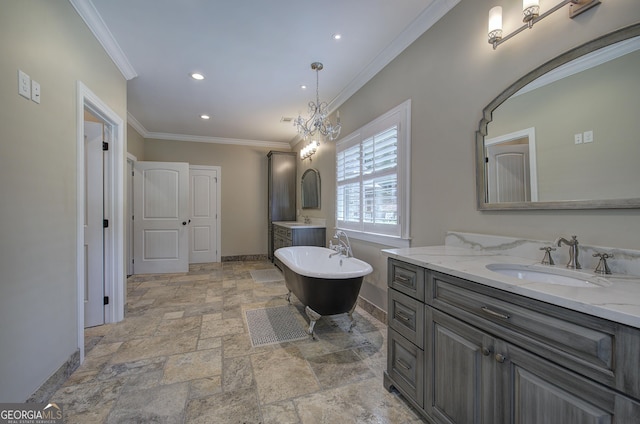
[301,168,321,209]
[477,23,640,210]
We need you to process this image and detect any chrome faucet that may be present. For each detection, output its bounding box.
[329,230,353,258]
[555,235,581,269]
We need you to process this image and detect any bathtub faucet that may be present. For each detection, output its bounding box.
[329,230,353,258]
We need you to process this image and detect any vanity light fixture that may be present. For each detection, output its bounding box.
[488,0,601,49]
[294,62,342,141]
[300,140,320,161]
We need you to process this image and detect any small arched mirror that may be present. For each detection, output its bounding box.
[301,168,321,209]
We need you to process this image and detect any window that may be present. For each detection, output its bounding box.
[336,100,410,247]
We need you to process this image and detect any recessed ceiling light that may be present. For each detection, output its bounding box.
[191,73,205,80]
[301,85,307,90]
[200,114,210,120]
[332,33,342,40]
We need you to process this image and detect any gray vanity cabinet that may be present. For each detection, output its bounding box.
[267,151,297,261]
[384,258,640,424]
[272,224,325,250]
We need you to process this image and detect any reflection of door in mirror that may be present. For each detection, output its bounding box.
[485,128,538,203]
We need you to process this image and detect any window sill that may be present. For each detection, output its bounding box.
[337,228,411,248]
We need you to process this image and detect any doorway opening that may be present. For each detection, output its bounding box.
[76,81,125,362]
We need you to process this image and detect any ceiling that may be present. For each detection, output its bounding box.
[70,0,458,148]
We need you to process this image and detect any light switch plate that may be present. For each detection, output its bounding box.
[584,130,593,143]
[574,133,583,144]
[31,80,41,104]
[18,69,31,99]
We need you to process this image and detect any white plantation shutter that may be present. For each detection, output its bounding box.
[336,100,410,241]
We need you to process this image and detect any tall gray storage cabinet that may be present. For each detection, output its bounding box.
[267,151,297,261]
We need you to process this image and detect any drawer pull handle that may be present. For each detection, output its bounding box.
[396,359,412,370]
[495,353,507,363]
[481,306,510,320]
[481,346,491,356]
[395,275,411,284]
[395,311,412,322]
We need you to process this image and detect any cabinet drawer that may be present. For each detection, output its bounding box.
[389,289,425,349]
[388,330,424,408]
[431,273,615,384]
[388,258,425,301]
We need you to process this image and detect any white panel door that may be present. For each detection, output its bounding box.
[84,121,104,327]
[134,161,189,274]
[189,167,219,263]
[487,144,530,203]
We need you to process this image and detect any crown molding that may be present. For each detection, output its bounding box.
[126,112,147,137]
[127,113,289,149]
[147,133,291,149]
[329,0,459,112]
[68,0,138,80]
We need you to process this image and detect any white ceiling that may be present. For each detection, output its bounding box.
[70,0,458,148]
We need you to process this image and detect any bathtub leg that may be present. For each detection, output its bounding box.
[348,303,357,332]
[285,290,292,304]
[305,306,321,340]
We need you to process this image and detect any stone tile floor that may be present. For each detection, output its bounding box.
[51,260,423,423]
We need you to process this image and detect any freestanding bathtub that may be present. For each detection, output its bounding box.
[274,246,373,338]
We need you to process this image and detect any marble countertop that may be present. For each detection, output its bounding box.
[382,245,640,329]
[273,221,326,229]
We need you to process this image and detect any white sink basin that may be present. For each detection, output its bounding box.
[486,264,609,288]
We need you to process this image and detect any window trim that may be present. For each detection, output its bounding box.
[335,99,411,246]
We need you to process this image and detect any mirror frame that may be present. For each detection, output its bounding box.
[301,168,321,209]
[476,23,640,210]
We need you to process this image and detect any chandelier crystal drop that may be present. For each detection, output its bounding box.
[294,62,341,141]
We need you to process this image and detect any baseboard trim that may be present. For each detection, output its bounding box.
[222,254,268,262]
[27,349,80,403]
[357,296,387,324]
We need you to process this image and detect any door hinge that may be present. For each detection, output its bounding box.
[214,177,218,183]
[103,296,109,305]
[102,141,109,151]
[485,157,489,163]
[103,219,109,228]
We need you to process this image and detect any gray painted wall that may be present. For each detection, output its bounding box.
[0,1,127,401]
[294,0,640,312]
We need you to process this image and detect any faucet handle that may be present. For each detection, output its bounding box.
[539,246,556,265]
[593,253,613,275]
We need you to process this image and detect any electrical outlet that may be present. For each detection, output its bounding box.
[584,130,593,143]
[18,69,31,99]
[574,133,583,144]
[31,80,41,104]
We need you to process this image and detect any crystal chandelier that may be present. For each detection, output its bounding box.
[294,62,341,141]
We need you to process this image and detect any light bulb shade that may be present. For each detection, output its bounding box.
[523,0,539,9]
[488,6,503,44]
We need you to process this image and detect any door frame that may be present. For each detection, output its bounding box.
[76,81,125,362]
[189,165,222,263]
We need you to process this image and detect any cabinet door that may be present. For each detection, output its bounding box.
[426,309,496,424]
[388,330,424,408]
[496,340,640,424]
